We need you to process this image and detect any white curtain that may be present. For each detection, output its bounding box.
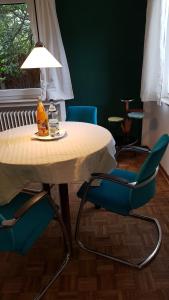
[140,0,169,104]
[26,0,74,101]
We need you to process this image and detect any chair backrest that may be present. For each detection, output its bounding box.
[0,193,54,254]
[137,134,169,183]
[130,134,169,210]
[66,105,97,124]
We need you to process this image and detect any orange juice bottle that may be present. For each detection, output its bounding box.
[36,97,49,136]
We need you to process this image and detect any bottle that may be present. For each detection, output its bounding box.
[48,100,59,137]
[36,97,49,136]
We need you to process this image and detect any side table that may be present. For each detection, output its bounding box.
[108,99,144,149]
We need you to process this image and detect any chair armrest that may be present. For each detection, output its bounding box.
[14,191,48,219]
[116,145,151,160]
[0,191,48,228]
[90,172,136,188]
[118,146,150,154]
[91,167,158,190]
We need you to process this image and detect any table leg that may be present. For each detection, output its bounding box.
[43,183,72,250]
[59,183,73,250]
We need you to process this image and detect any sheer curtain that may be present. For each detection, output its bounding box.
[140,0,169,104]
[26,0,74,101]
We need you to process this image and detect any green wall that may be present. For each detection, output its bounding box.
[56,0,147,136]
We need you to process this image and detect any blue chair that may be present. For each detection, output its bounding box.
[75,134,169,269]
[66,105,97,124]
[0,190,71,299]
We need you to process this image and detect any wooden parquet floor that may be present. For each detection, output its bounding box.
[0,153,169,300]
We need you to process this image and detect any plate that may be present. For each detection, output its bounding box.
[31,129,66,141]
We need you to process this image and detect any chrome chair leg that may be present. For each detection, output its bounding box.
[75,198,162,269]
[34,207,71,300]
[129,212,162,268]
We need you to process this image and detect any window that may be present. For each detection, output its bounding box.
[0,0,73,108]
[0,0,40,105]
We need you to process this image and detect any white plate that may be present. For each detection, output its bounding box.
[31,129,66,141]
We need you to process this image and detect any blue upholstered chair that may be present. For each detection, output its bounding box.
[75,134,169,269]
[0,190,71,300]
[66,105,97,124]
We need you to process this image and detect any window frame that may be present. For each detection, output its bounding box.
[0,0,41,107]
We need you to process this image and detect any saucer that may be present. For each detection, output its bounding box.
[31,129,66,141]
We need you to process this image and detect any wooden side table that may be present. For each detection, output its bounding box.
[108,99,144,148]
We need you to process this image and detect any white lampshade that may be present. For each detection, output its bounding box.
[21,46,62,69]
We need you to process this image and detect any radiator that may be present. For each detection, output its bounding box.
[0,110,36,131]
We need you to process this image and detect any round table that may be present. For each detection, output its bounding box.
[0,121,116,245]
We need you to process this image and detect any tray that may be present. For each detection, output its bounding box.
[31,129,66,141]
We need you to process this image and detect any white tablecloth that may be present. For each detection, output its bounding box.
[0,122,116,205]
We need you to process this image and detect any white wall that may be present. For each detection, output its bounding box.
[142,102,169,175]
